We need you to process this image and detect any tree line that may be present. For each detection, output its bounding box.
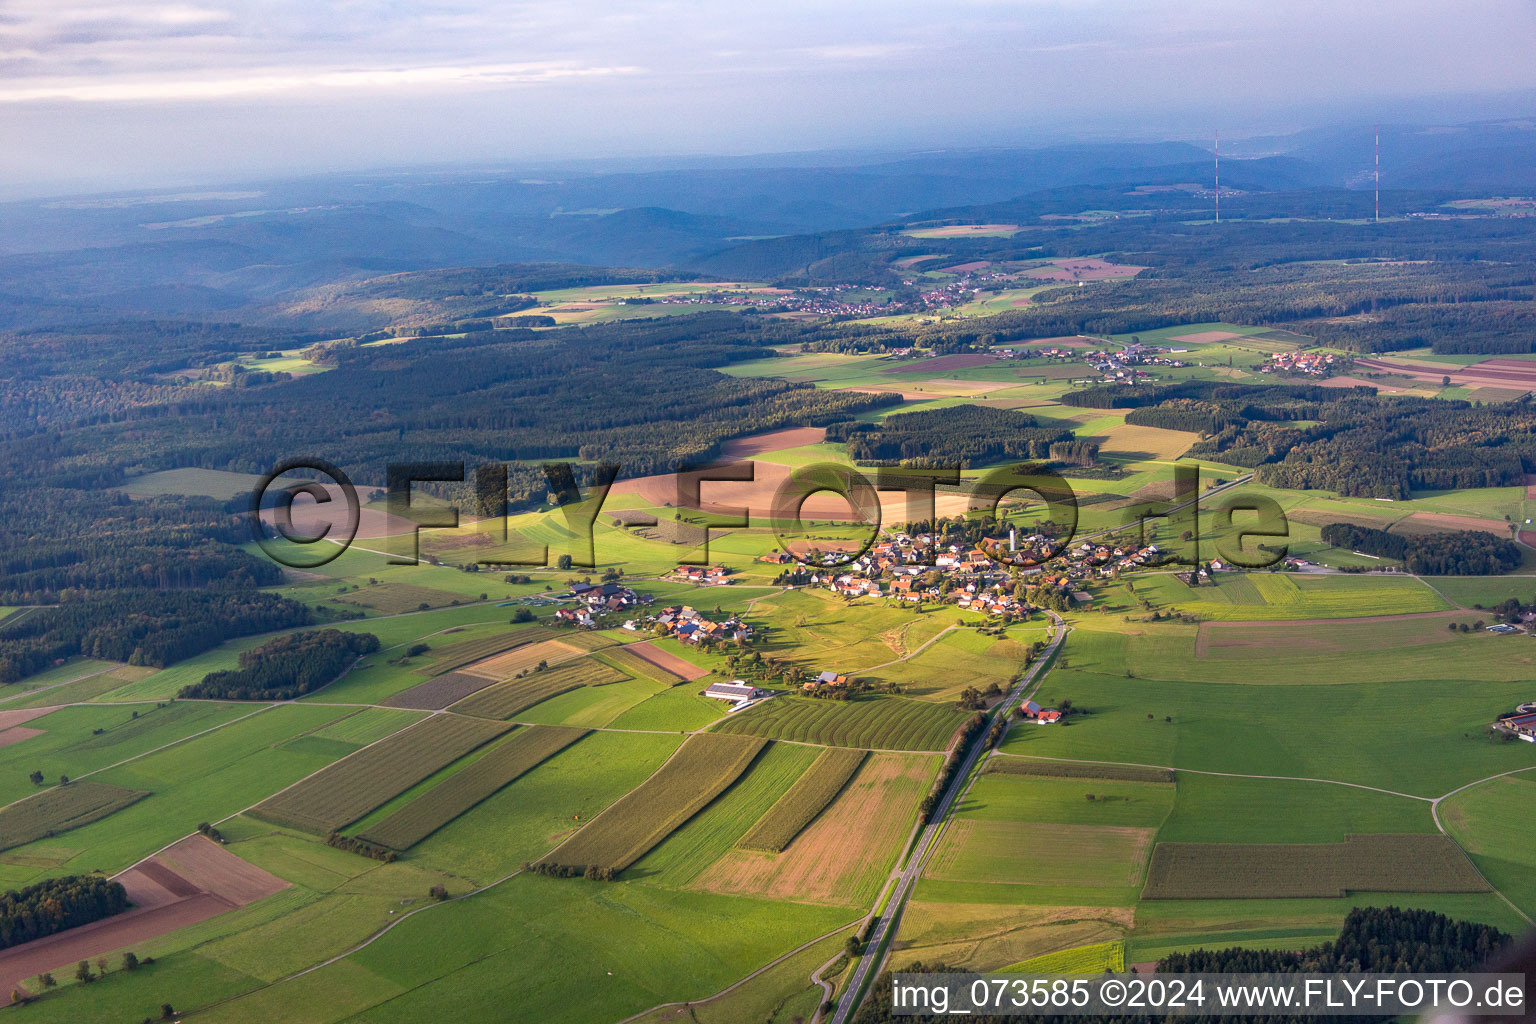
[179,629,380,700]
[0,875,128,951]
[1320,523,1520,575]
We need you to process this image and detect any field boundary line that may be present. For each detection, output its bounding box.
[611,919,859,1024]
[992,754,1434,802]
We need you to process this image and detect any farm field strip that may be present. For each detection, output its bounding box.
[1142,834,1489,899]
[738,747,866,852]
[448,658,630,720]
[0,780,148,851]
[539,733,768,873]
[250,715,513,833]
[987,757,1174,784]
[417,627,560,675]
[358,725,589,850]
[711,696,969,751]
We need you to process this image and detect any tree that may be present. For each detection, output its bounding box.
[58,774,69,785]
[27,770,42,785]
[161,1003,176,1020]
[75,960,93,983]
[845,935,862,957]
[429,884,448,901]
[38,973,55,990]
[511,607,535,623]
[556,554,573,570]
[10,989,24,1005]
[122,951,141,971]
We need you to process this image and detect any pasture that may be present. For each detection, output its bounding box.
[251,715,512,833]
[540,733,767,873]
[1142,834,1488,899]
[1438,772,1536,915]
[359,726,589,850]
[1129,572,1448,621]
[926,821,1154,890]
[710,694,970,751]
[738,747,866,852]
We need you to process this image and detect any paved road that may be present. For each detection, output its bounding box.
[830,612,1070,1024]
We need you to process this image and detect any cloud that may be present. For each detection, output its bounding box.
[0,61,641,103]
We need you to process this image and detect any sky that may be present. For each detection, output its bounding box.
[4,0,1536,195]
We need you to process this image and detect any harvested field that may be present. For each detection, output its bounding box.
[1358,356,1536,391]
[381,671,501,710]
[0,781,149,851]
[1022,258,1145,282]
[608,509,659,526]
[882,354,999,375]
[359,726,589,849]
[1193,610,1464,658]
[1467,387,1530,403]
[0,727,43,748]
[1387,512,1510,537]
[463,638,584,678]
[1142,834,1488,899]
[539,733,767,873]
[1097,422,1198,460]
[447,658,627,719]
[621,641,706,681]
[417,627,558,675]
[941,260,991,273]
[0,708,53,731]
[711,695,969,751]
[720,426,828,457]
[0,835,286,995]
[904,223,1019,238]
[927,821,1153,888]
[691,752,934,905]
[251,715,512,833]
[988,758,1173,784]
[154,834,290,906]
[738,748,866,852]
[596,645,684,683]
[1168,330,1246,344]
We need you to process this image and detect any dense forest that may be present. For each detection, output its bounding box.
[853,907,1511,1024]
[1319,523,1521,574]
[833,406,1078,468]
[0,875,129,951]
[0,489,281,603]
[0,590,312,683]
[179,629,381,700]
[0,313,898,509]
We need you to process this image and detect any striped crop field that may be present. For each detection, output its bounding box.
[251,715,512,833]
[0,781,148,852]
[417,627,560,675]
[358,725,589,849]
[711,695,969,751]
[1142,834,1489,899]
[536,733,767,874]
[738,747,866,852]
[449,658,630,719]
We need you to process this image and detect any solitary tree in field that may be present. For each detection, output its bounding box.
[122,951,140,971]
[75,961,92,983]
[27,770,41,785]
[37,973,54,990]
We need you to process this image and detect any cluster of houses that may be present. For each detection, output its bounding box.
[667,565,733,586]
[1080,342,1188,383]
[648,605,754,645]
[763,529,1108,613]
[1260,351,1336,376]
[1069,539,1169,579]
[552,582,648,626]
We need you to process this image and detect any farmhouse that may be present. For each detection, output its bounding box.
[704,680,766,704]
[1497,710,1536,742]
